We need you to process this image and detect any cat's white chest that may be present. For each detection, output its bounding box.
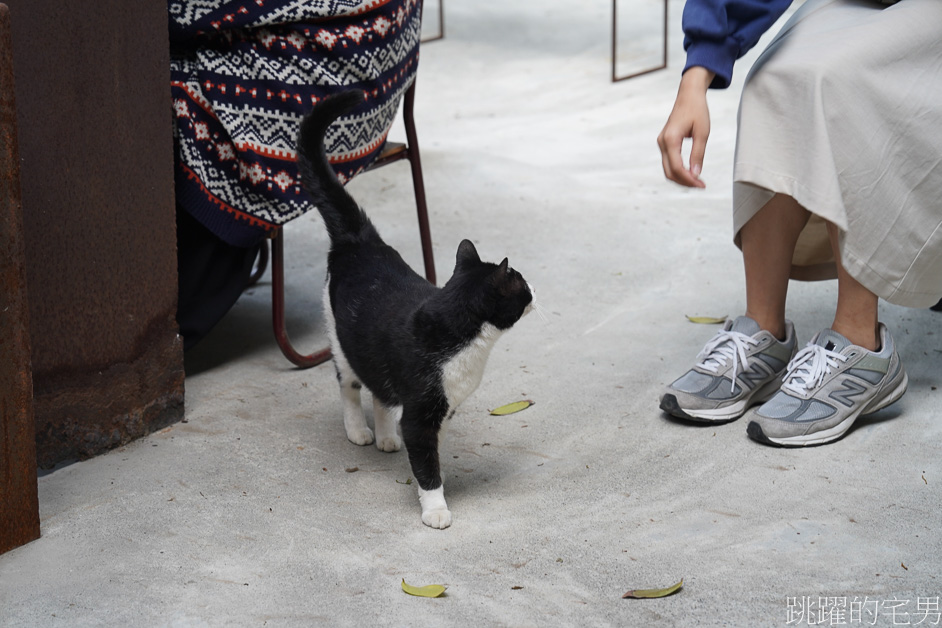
[441,323,502,410]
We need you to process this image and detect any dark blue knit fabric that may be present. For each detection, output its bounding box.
[169,0,422,246]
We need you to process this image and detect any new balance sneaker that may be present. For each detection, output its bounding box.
[746,323,907,447]
[660,316,798,422]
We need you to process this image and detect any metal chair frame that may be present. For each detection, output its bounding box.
[260,80,435,369]
[420,0,445,43]
[611,0,668,83]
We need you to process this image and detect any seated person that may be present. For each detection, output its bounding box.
[657,0,942,446]
[168,0,422,348]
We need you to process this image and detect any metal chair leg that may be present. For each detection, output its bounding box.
[270,79,434,368]
[271,228,331,368]
[402,82,436,285]
[420,0,445,43]
[611,0,668,83]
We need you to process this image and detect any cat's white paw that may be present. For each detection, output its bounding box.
[375,435,402,452]
[421,508,453,529]
[346,428,374,446]
[418,486,450,528]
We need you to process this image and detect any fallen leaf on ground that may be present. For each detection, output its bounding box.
[490,400,534,416]
[396,478,413,485]
[622,579,684,599]
[685,315,727,325]
[345,467,359,473]
[401,579,447,598]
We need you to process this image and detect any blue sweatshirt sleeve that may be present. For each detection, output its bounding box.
[682,0,793,89]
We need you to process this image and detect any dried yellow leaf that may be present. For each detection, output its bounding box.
[401,579,447,598]
[622,578,684,599]
[489,400,534,416]
[685,315,727,325]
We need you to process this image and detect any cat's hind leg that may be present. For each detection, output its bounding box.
[324,280,373,446]
[373,400,403,452]
[401,401,451,529]
[334,361,374,446]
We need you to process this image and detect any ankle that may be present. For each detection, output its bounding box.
[744,311,786,342]
[831,321,879,352]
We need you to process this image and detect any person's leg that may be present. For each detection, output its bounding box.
[176,204,261,351]
[745,220,902,447]
[746,221,904,447]
[827,222,879,351]
[740,193,810,340]
[659,193,804,422]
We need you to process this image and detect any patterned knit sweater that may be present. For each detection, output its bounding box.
[169,0,422,246]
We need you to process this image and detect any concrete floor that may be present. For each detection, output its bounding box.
[3,1,941,626]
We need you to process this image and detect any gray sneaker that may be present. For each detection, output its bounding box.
[660,316,798,422]
[746,323,907,447]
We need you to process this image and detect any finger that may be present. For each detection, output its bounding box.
[688,128,709,184]
[657,132,678,183]
[660,146,680,185]
[659,130,686,182]
[662,132,703,188]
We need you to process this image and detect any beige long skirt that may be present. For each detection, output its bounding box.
[732,0,942,308]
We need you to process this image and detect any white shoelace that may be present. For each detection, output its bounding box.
[696,330,760,393]
[780,343,848,396]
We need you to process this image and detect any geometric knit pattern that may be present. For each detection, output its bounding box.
[169,0,422,246]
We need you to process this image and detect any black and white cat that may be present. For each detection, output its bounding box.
[297,90,534,529]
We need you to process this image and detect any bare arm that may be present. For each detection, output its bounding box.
[657,66,715,188]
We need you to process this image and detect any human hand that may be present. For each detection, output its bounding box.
[657,67,715,188]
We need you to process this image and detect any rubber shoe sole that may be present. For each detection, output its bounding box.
[747,371,908,447]
[660,375,783,423]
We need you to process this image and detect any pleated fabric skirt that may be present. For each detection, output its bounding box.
[732,0,942,308]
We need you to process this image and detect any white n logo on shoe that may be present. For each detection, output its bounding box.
[829,379,868,407]
[737,361,771,390]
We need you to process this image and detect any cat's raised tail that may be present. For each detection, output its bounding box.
[296,90,374,246]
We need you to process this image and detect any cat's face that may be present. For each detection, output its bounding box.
[453,239,534,330]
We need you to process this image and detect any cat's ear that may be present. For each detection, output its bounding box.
[489,258,509,283]
[455,239,481,268]
[490,258,516,294]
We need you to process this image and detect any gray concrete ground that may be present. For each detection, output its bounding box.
[2,1,940,626]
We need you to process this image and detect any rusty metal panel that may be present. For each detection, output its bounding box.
[0,2,40,555]
[7,0,185,466]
